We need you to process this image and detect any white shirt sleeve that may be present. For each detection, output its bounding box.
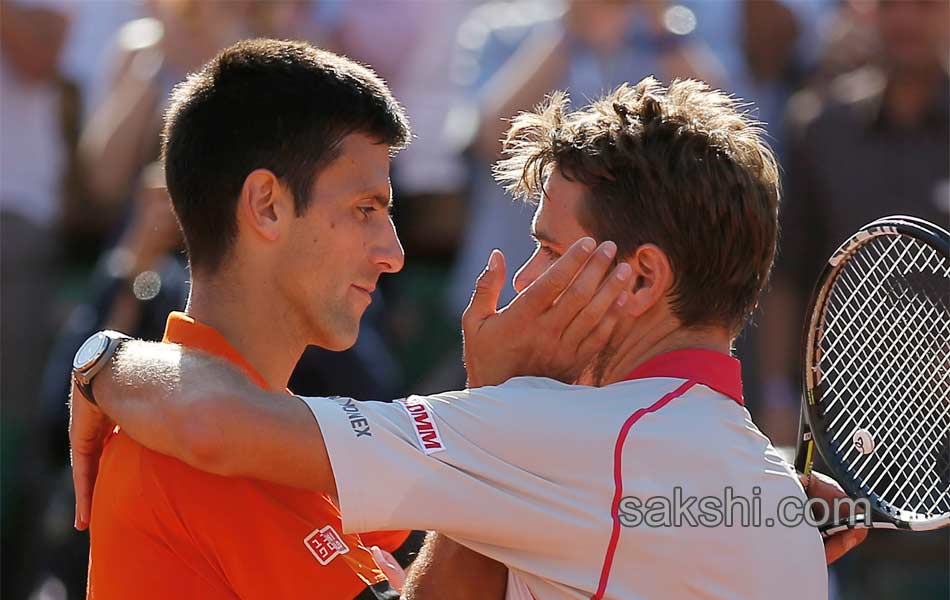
[298,380,604,552]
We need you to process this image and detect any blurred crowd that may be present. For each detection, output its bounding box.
[0,1,947,598]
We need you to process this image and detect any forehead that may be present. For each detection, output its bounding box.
[534,169,591,246]
[312,132,391,199]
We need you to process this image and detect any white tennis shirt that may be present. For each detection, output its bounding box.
[301,349,827,599]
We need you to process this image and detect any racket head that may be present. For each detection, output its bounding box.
[800,215,950,531]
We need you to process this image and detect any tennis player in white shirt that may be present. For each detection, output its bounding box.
[70,79,863,599]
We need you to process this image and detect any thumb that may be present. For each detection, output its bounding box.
[463,249,506,327]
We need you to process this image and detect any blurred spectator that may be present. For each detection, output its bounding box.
[760,2,949,595]
[66,0,318,252]
[761,0,949,444]
[60,0,144,121]
[688,0,835,151]
[446,0,722,322]
[0,2,70,597]
[808,0,880,89]
[78,0,250,214]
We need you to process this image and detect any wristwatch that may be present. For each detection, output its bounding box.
[73,330,131,405]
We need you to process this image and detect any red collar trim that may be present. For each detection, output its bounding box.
[621,349,744,406]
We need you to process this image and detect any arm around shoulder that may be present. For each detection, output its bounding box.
[94,340,338,496]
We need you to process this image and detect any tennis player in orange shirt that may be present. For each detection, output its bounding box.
[82,40,422,600]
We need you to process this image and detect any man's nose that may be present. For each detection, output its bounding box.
[376,219,405,274]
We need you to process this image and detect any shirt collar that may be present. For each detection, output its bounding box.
[621,349,744,406]
[162,311,269,389]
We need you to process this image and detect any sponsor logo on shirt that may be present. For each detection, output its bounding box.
[397,398,445,454]
[332,396,372,438]
[304,524,350,566]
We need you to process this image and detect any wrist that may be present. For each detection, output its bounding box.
[73,331,131,409]
[463,355,482,388]
[88,361,112,410]
[465,362,509,388]
[463,352,494,388]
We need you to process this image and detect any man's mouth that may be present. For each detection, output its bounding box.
[351,284,375,304]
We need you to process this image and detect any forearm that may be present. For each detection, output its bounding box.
[80,74,159,205]
[93,340,337,495]
[473,27,567,160]
[403,533,507,600]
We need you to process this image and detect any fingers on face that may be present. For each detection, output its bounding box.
[562,261,632,352]
[462,250,508,330]
[551,241,619,324]
[517,237,597,313]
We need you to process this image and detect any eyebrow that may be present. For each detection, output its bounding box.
[369,194,392,209]
[354,186,392,210]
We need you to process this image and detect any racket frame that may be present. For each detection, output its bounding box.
[796,215,950,534]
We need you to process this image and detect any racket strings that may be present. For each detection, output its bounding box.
[834,294,946,513]
[839,248,950,515]
[822,244,943,443]
[816,233,950,519]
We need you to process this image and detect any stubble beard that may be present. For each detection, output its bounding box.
[578,346,617,387]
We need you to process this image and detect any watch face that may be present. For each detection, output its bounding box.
[74,333,109,371]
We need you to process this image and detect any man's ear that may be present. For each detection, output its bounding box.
[237,169,293,242]
[625,244,674,317]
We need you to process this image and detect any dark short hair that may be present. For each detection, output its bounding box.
[162,39,411,272]
[495,77,780,334]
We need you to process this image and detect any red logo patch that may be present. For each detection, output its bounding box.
[304,525,350,566]
[398,398,445,454]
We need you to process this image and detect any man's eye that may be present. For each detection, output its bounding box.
[358,206,376,217]
[541,246,561,260]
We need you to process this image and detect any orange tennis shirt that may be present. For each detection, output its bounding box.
[88,312,409,599]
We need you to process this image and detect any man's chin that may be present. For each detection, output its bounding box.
[309,315,360,352]
[322,330,359,352]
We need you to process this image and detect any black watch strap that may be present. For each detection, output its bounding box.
[75,375,98,406]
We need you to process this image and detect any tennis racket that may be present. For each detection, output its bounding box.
[794,215,950,538]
